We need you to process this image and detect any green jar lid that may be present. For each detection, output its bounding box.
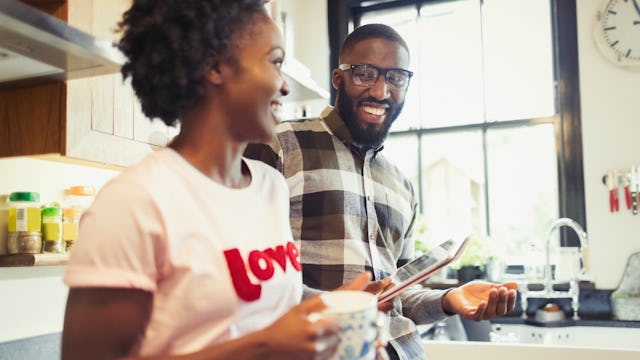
[9,192,40,202]
[42,207,62,216]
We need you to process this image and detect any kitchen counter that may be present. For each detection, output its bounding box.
[492,316,640,328]
[491,287,640,327]
[425,281,640,327]
[423,340,640,360]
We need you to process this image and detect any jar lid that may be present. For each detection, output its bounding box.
[9,192,40,202]
[42,207,62,216]
[63,207,82,217]
[66,186,96,196]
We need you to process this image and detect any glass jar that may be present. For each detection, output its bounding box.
[64,185,96,213]
[7,231,42,254]
[62,207,81,252]
[42,207,64,253]
[8,192,41,233]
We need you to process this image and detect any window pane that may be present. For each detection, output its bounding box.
[486,124,559,265]
[381,134,420,189]
[482,0,556,121]
[419,131,486,241]
[418,0,485,127]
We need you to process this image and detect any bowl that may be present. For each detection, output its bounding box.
[534,303,566,322]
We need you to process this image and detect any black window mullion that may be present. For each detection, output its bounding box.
[551,0,585,246]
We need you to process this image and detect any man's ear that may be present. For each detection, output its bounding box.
[331,68,343,90]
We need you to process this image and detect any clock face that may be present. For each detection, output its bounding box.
[594,0,640,68]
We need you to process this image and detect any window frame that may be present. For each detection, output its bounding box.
[327,0,585,246]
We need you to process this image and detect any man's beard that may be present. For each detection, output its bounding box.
[336,82,404,149]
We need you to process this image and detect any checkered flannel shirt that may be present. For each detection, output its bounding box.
[245,107,449,360]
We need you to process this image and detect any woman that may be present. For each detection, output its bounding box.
[61,1,369,359]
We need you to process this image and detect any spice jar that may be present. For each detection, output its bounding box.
[64,186,96,213]
[7,231,42,254]
[8,192,41,233]
[62,207,81,252]
[42,206,64,253]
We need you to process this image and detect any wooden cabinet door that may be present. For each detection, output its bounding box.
[0,0,177,165]
[64,0,162,167]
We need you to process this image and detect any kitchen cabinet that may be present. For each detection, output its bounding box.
[0,0,174,167]
[1,0,324,167]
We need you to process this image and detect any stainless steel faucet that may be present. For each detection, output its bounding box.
[521,218,589,320]
[544,218,589,293]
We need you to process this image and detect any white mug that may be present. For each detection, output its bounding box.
[310,290,385,360]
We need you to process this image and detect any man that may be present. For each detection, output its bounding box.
[245,23,517,359]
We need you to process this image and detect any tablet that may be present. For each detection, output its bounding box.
[378,235,470,303]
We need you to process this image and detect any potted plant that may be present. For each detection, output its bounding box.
[451,236,491,283]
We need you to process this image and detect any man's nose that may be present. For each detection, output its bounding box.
[368,74,391,100]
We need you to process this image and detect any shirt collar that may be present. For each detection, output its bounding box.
[320,106,385,154]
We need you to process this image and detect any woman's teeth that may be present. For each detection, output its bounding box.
[271,102,282,117]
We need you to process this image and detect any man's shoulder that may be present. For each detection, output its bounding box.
[275,117,326,134]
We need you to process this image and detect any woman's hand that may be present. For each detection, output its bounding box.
[257,272,374,360]
[257,296,340,360]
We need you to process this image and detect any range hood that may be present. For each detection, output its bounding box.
[0,0,125,88]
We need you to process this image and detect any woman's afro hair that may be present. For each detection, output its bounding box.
[118,0,267,126]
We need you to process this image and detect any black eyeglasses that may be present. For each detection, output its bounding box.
[339,63,413,89]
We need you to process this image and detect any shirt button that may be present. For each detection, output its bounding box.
[367,195,373,201]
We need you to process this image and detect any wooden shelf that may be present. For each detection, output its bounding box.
[282,58,330,103]
[0,253,69,267]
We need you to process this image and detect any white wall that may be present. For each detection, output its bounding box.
[278,0,330,95]
[576,0,640,289]
[277,0,331,118]
[0,157,119,342]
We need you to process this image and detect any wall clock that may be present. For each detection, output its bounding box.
[594,0,640,69]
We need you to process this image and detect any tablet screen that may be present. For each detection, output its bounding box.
[378,236,469,303]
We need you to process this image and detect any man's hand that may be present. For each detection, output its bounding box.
[442,281,518,321]
[365,278,395,312]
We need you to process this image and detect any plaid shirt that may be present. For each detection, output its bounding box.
[245,107,449,360]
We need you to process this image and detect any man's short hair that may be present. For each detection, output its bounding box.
[339,23,409,58]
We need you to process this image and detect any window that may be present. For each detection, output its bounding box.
[331,0,585,265]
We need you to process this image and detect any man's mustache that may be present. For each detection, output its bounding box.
[358,98,391,107]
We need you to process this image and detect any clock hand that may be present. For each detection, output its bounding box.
[633,0,640,17]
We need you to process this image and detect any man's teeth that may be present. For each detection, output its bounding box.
[362,105,386,116]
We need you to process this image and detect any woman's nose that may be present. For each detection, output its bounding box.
[280,78,290,97]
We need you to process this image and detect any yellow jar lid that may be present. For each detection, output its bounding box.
[63,207,83,218]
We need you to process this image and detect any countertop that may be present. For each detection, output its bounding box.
[491,315,640,328]
[494,288,640,328]
[425,281,640,328]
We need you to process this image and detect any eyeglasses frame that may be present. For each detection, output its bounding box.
[338,63,414,89]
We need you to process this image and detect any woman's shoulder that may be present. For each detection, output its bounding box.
[244,158,287,189]
[96,149,174,202]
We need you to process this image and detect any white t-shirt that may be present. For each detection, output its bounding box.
[64,148,302,356]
